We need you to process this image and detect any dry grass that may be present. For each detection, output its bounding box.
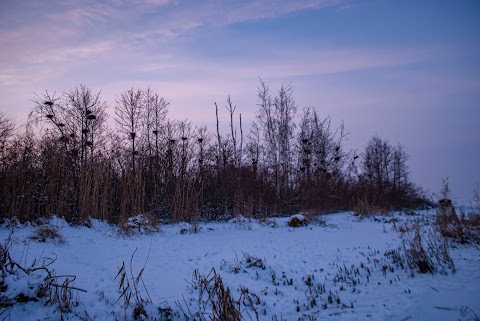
[398,220,455,275]
[1,234,85,317]
[460,306,480,321]
[353,194,389,217]
[120,213,159,235]
[288,215,309,228]
[29,224,66,244]
[434,204,480,245]
[431,180,480,245]
[303,210,328,226]
[114,247,153,321]
[178,268,243,321]
[459,210,480,244]
[402,224,434,274]
[178,221,201,234]
[119,170,145,226]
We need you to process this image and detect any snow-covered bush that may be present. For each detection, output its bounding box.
[288,214,309,227]
[178,222,200,234]
[29,224,65,244]
[221,252,266,274]
[121,214,158,235]
[303,210,327,226]
[229,215,253,230]
[0,236,85,318]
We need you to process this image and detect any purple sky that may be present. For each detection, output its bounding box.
[1,0,479,203]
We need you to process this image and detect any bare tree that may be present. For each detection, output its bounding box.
[392,142,409,194]
[359,135,418,208]
[143,88,169,159]
[0,112,16,217]
[30,91,68,152]
[63,84,108,166]
[224,96,243,168]
[115,88,143,173]
[30,85,108,164]
[313,113,347,177]
[256,79,297,204]
[275,83,297,194]
[245,121,261,175]
[297,107,349,210]
[362,135,393,195]
[0,112,15,159]
[225,96,238,166]
[215,102,223,172]
[29,85,109,222]
[141,88,169,216]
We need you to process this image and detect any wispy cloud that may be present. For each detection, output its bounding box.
[1,0,346,56]
[1,0,354,90]
[221,48,427,79]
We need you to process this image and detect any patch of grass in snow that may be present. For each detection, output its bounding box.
[436,207,480,245]
[113,246,172,321]
[302,210,328,226]
[0,233,87,319]
[221,252,266,274]
[29,224,66,244]
[460,306,480,321]
[287,214,309,228]
[258,217,278,228]
[433,179,480,245]
[178,221,201,234]
[177,268,251,321]
[394,220,456,275]
[120,214,160,236]
[353,193,390,217]
[230,215,254,230]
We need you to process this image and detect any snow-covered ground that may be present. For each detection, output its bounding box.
[1,211,479,321]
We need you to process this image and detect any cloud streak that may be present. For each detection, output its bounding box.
[0,0,351,87]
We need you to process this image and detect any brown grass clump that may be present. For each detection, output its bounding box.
[399,221,455,275]
[1,235,85,316]
[353,194,389,217]
[178,268,242,321]
[288,215,309,227]
[432,180,480,244]
[435,197,462,238]
[403,225,434,274]
[121,214,158,235]
[29,225,65,244]
[434,201,480,244]
[114,248,153,321]
[459,210,480,244]
[302,210,327,226]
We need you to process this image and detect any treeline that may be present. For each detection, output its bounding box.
[0,81,427,224]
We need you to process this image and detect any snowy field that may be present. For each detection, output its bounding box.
[1,211,479,321]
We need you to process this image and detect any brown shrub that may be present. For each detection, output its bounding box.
[399,221,455,275]
[29,225,65,244]
[353,194,389,216]
[178,268,242,321]
[460,211,480,244]
[434,203,480,244]
[288,215,309,227]
[120,213,158,235]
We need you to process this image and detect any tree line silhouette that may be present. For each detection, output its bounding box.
[0,81,427,224]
